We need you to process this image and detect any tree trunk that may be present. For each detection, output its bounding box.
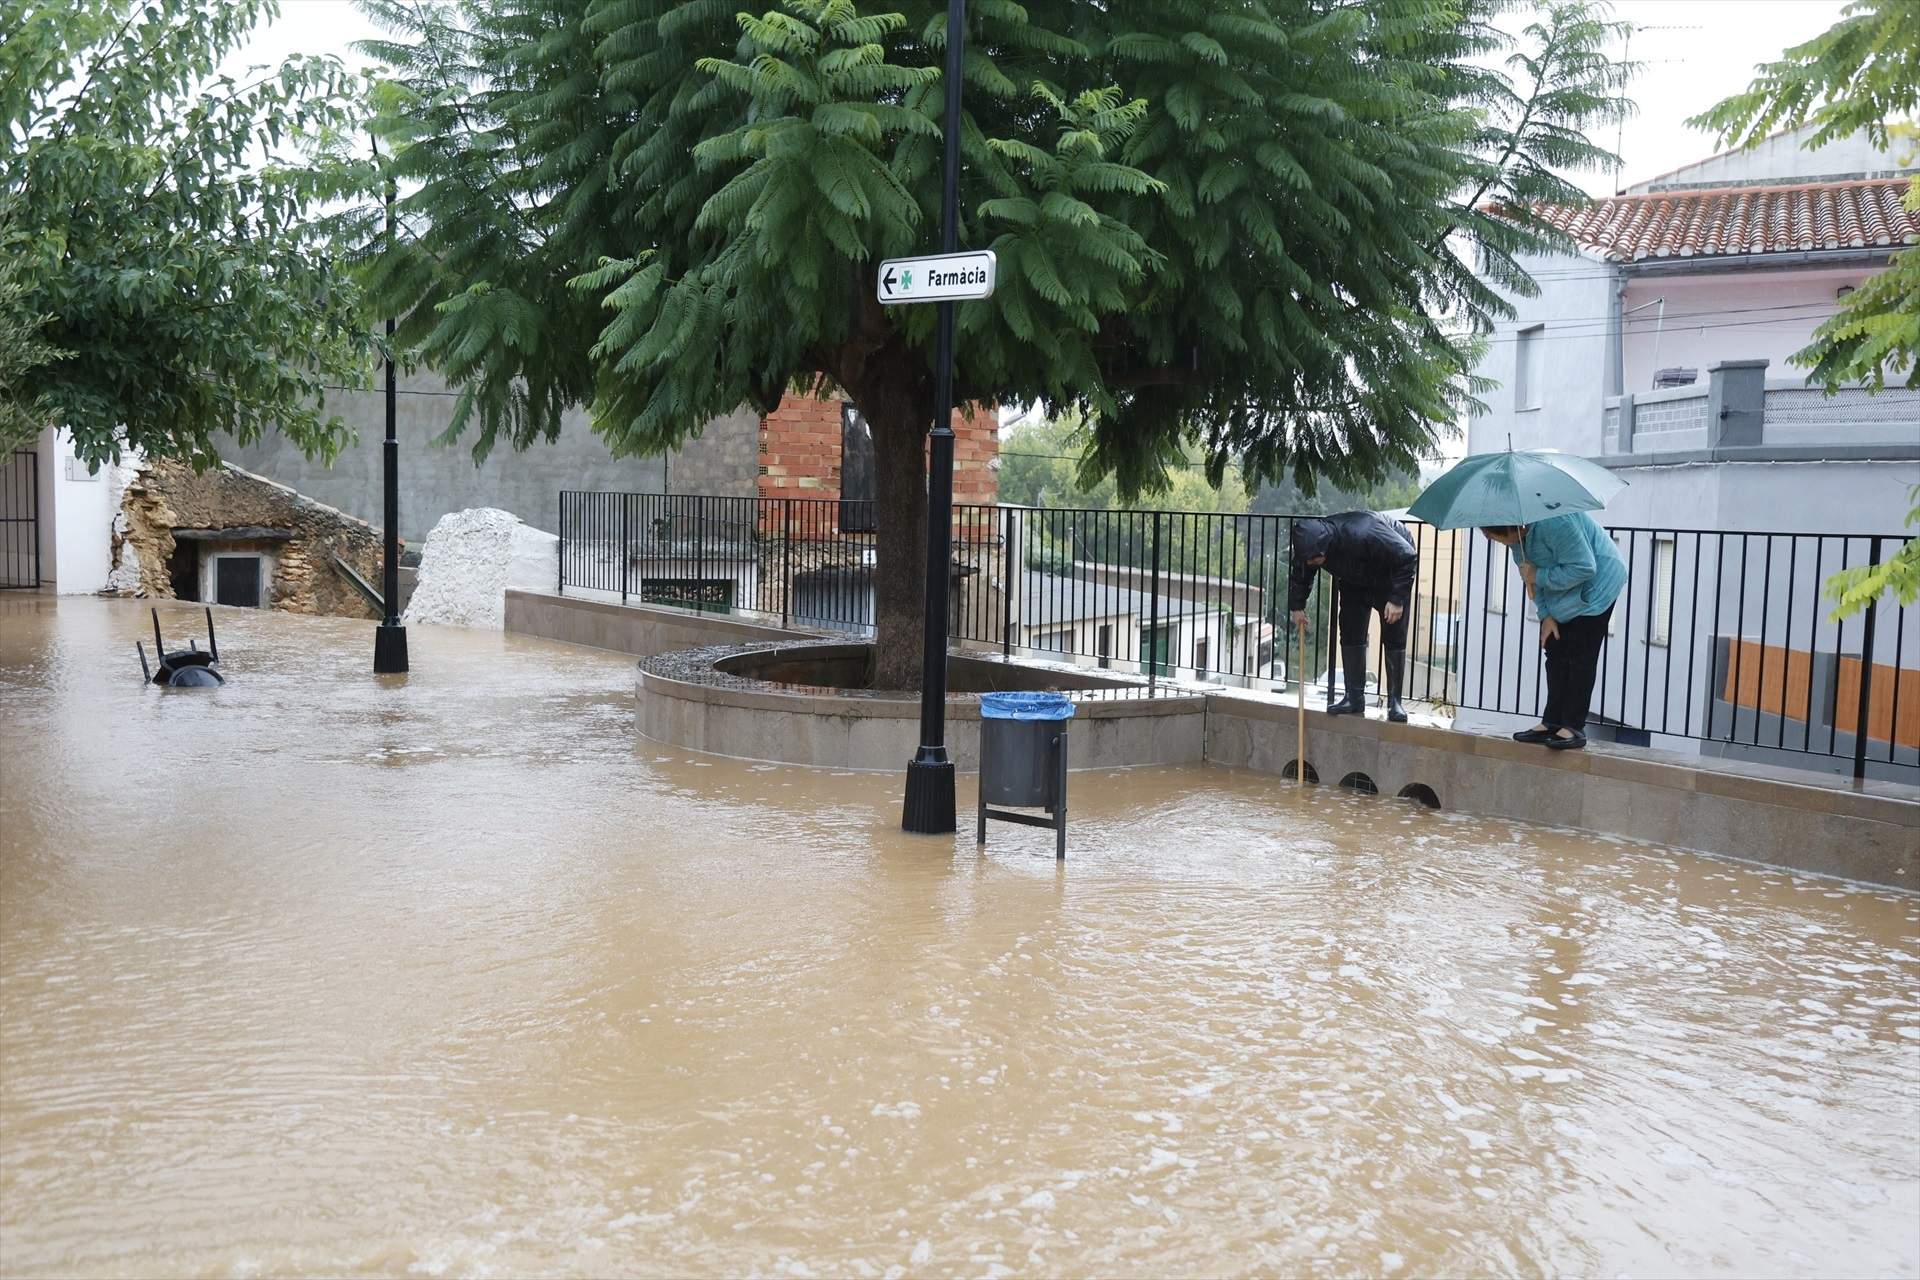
[863,390,928,691]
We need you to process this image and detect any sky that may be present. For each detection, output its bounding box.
[238,0,1855,192]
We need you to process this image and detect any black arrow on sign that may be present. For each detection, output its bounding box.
[882,267,898,295]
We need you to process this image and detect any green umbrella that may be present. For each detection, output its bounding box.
[1408,449,1626,530]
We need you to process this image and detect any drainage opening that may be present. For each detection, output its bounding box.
[1280,759,1319,784]
[1397,783,1441,810]
[1338,771,1378,796]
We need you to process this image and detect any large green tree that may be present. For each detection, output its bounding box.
[0,0,376,469]
[358,0,1629,687]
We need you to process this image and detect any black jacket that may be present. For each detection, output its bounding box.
[1287,511,1418,612]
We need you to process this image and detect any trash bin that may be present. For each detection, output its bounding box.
[978,692,1074,808]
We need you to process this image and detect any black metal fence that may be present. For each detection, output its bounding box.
[1463,526,1917,779]
[558,490,1917,778]
[0,449,41,590]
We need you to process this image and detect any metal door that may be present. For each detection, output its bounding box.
[0,450,40,589]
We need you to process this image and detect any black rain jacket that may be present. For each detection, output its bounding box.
[1287,511,1418,612]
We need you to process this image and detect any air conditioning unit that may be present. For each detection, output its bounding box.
[1652,367,1698,389]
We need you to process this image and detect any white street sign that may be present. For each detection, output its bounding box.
[876,250,996,305]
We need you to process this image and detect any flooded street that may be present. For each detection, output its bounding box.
[2,597,1916,1278]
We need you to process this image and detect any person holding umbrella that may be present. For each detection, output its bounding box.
[1409,450,1629,751]
[1288,512,1420,722]
[1479,514,1627,750]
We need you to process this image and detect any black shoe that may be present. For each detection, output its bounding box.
[1325,695,1365,716]
[1545,731,1587,751]
[1512,726,1555,744]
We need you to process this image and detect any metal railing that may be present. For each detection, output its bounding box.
[558,490,1917,778]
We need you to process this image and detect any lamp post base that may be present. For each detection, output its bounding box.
[902,753,956,834]
[373,623,410,675]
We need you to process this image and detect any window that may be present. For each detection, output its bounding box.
[1194,636,1210,672]
[641,578,734,615]
[1096,623,1113,669]
[213,555,262,608]
[1649,537,1675,646]
[1515,325,1543,411]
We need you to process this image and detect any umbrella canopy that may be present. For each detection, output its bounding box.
[1408,449,1626,530]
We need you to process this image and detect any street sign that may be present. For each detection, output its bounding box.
[877,250,996,305]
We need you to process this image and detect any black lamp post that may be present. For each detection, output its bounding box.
[901,0,967,835]
[371,148,409,675]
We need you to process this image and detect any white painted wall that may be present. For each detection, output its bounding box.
[1619,267,1870,393]
[42,429,116,595]
[1629,124,1910,192]
[1465,248,1619,459]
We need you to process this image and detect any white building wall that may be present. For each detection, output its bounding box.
[1619,267,1871,394]
[1466,248,1619,459]
[38,428,116,595]
[1629,125,1909,192]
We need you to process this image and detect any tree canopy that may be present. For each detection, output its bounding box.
[0,0,375,468]
[1693,0,1919,393]
[357,0,1629,684]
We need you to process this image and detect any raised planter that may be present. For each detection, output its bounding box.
[636,642,1207,771]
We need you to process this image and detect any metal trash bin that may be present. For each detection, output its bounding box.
[976,692,1074,857]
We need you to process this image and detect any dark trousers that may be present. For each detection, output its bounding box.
[1335,584,1409,650]
[1542,605,1613,732]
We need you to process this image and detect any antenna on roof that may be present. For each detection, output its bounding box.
[1615,24,1705,195]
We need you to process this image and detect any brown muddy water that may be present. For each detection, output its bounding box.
[2,598,1916,1279]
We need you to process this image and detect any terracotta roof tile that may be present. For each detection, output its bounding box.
[1511,177,1919,262]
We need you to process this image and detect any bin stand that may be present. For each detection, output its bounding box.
[976,725,1069,859]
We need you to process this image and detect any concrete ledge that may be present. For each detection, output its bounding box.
[504,588,815,656]
[637,649,1207,772]
[1204,694,1917,888]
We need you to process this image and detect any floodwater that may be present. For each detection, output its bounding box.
[2,598,1916,1279]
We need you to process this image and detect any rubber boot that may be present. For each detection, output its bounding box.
[1326,645,1368,715]
[1384,649,1408,723]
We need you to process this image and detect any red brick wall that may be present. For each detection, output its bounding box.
[756,391,1000,520]
[757,392,843,503]
[949,404,999,508]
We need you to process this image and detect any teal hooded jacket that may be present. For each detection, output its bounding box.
[1514,513,1627,622]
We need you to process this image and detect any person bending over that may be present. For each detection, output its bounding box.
[1288,512,1419,722]
[1481,512,1627,751]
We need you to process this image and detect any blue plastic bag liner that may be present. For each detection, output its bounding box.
[979,691,1076,721]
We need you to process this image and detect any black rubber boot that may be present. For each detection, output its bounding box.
[1326,645,1368,715]
[1385,649,1408,723]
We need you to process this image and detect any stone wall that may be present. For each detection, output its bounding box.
[218,369,679,540]
[1204,696,1917,889]
[116,460,386,619]
[665,406,759,499]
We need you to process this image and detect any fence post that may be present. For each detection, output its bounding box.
[1148,511,1162,690]
[619,494,630,604]
[1852,536,1883,782]
[31,450,42,588]
[781,498,792,630]
[1002,506,1015,658]
[557,491,566,594]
